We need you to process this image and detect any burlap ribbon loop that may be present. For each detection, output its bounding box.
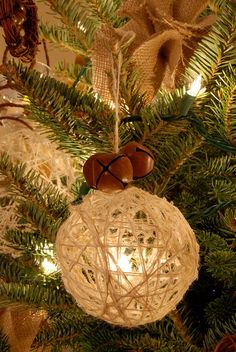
[91,25,135,102]
[92,0,216,102]
[0,307,46,352]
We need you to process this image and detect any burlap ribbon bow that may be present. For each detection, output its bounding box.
[92,0,216,102]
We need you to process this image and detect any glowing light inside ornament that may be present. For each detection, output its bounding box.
[56,187,199,327]
[117,254,131,272]
[187,75,202,96]
[109,250,134,272]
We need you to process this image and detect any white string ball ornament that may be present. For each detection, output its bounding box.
[0,121,79,256]
[0,121,79,198]
[56,187,199,327]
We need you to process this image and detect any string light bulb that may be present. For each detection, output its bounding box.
[187,75,202,96]
[180,75,203,116]
[35,243,58,275]
[41,258,57,275]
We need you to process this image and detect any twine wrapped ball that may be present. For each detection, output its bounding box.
[0,120,78,198]
[56,187,199,327]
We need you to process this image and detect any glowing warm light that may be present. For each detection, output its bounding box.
[187,75,202,96]
[117,255,131,272]
[77,20,86,33]
[109,249,133,272]
[23,95,30,105]
[108,101,116,110]
[41,258,57,275]
[35,244,57,275]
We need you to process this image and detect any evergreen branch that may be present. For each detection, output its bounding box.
[119,67,147,117]
[81,327,200,352]
[71,61,92,89]
[212,0,228,9]
[17,200,63,241]
[205,250,236,287]
[187,2,236,81]
[0,254,37,284]
[44,0,100,38]
[0,152,69,219]
[28,105,94,159]
[188,201,236,221]
[87,0,121,26]
[2,62,113,156]
[39,23,90,55]
[140,119,187,146]
[177,303,205,350]
[210,179,236,203]
[155,88,185,117]
[28,102,112,157]
[184,116,236,154]
[6,229,52,254]
[12,62,106,115]
[5,230,61,279]
[0,282,73,307]
[205,294,236,328]
[119,116,145,143]
[221,208,236,234]
[208,71,236,146]
[119,109,187,151]
[203,315,236,350]
[0,153,69,236]
[154,133,204,195]
[196,231,228,255]
[55,60,92,86]
[140,120,171,144]
[224,85,236,146]
[33,308,94,349]
[202,154,236,178]
[33,331,82,351]
[0,330,9,352]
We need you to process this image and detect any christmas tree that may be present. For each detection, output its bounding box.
[0,0,236,351]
